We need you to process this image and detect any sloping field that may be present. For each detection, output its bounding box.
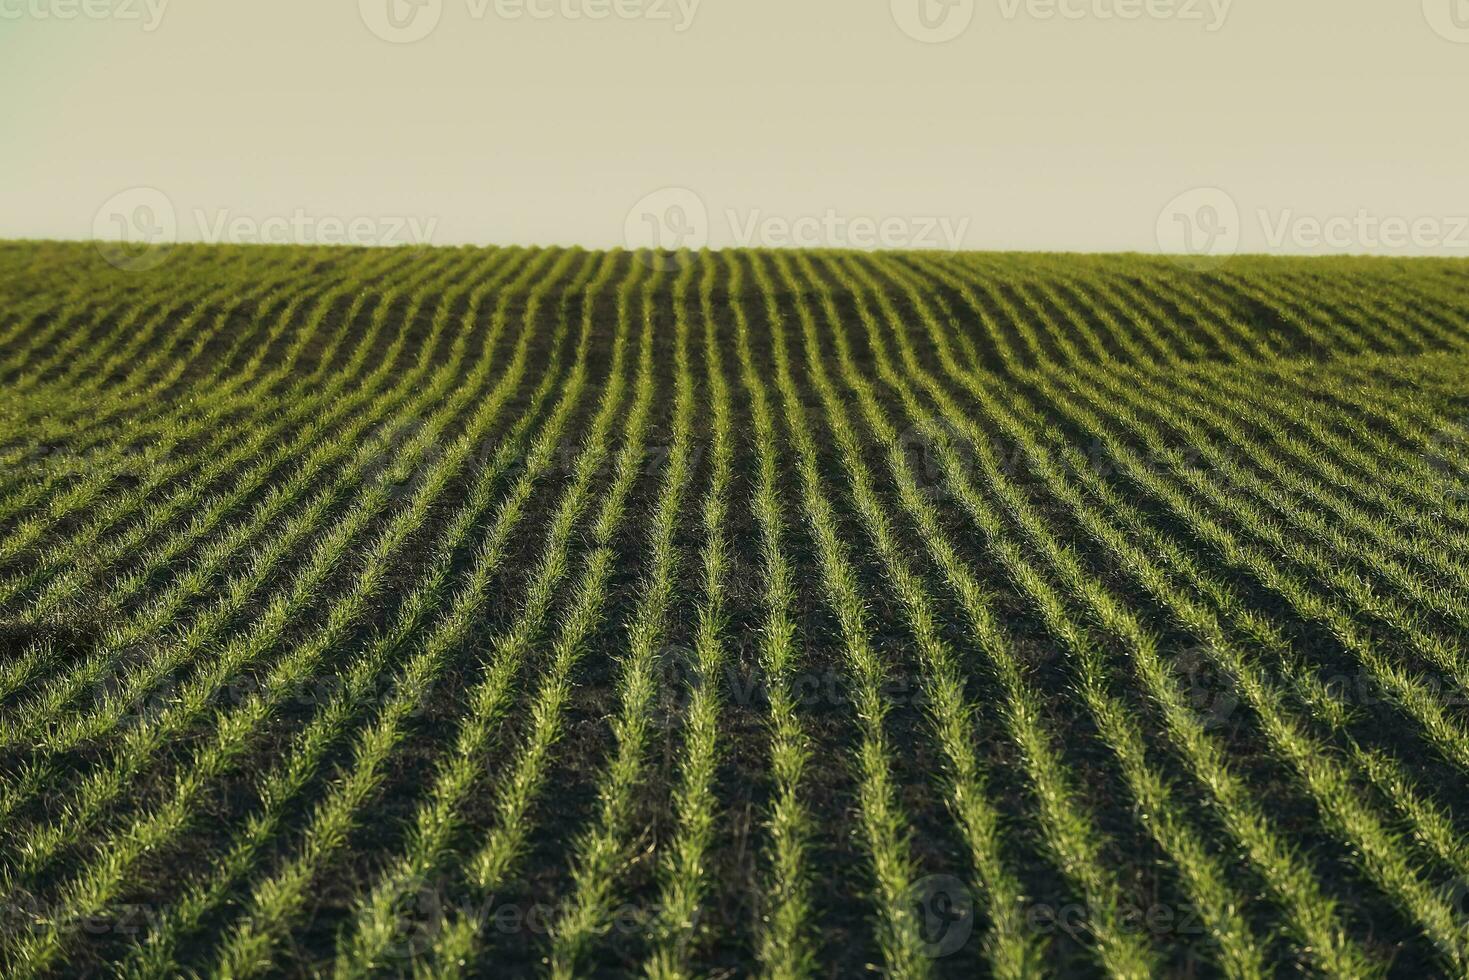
[2,242,1469,978]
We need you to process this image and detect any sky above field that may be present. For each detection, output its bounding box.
[2,0,1467,255]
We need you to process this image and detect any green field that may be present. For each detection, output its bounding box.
[1,241,1468,977]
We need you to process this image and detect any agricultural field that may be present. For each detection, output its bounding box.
[2,241,1469,978]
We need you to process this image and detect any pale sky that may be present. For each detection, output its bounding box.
[2,0,1467,256]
